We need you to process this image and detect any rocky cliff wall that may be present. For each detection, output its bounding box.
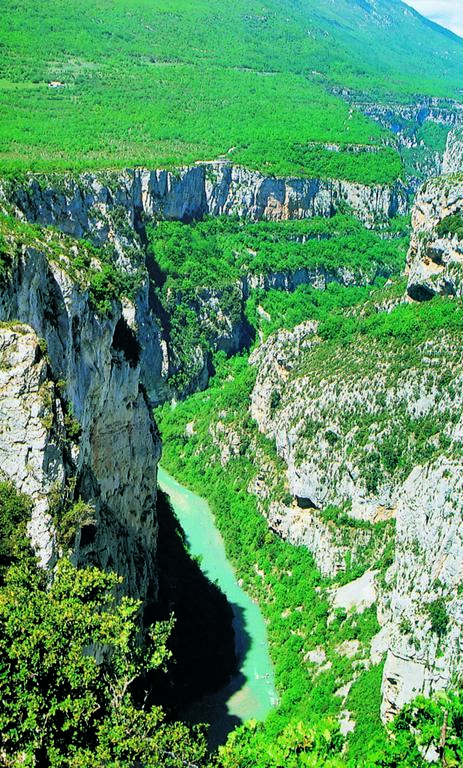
[1,162,407,234]
[342,97,463,188]
[0,165,406,400]
[0,323,64,567]
[406,128,463,300]
[442,127,463,174]
[0,230,160,604]
[381,459,463,720]
[406,175,463,300]
[248,298,463,717]
[166,259,396,399]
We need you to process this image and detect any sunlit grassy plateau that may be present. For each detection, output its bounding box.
[2,0,463,180]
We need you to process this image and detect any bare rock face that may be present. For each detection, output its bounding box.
[1,163,407,234]
[0,241,160,604]
[266,500,374,577]
[249,319,461,521]
[442,127,463,175]
[248,309,463,715]
[406,176,463,300]
[0,323,64,566]
[381,460,463,721]
[0,166,406,401]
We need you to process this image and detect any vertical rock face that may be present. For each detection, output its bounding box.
[442,127,463,175]
[382,461,463,721]
[1,163,408,232]
[247,302,463,717]
[0,241,161,604]
[0,324,64,567]
[0,165,407,402]
[406,132,463,301]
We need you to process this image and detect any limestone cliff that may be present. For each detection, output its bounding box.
[340,95,462,188]
[165,259,396,399]
[0,323,64,567]
[1,163,407,233]
[0,166,407,400]
[247,282,463,717]
[443,127,463,174]
[0,224,160,604]
[382,459,463,720]
[407,176,463,299]
[0,158,457,720]
[407,130,463,300]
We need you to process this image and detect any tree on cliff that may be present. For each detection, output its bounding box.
[0,557,207,767]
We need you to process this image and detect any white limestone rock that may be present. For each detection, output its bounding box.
[0,241,161,605]
[381,459,463,720]
[0,323,64,566]
[331,571,378,615]
[442,128,463,175]
[407,175,463,300]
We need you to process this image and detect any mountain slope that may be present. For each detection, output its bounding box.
[1,0,462,178]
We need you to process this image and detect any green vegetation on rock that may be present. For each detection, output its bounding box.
[0,480,32,580]
[156,349,389,764]
[148,213,409,392]
[436,213,463,240]
[0,212,145,316]
[148,214,408,290]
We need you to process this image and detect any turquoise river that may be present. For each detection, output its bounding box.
[158,466,278,745]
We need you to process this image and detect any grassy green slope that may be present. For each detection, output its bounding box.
[1,0,463,178]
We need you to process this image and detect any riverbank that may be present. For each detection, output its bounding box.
[158,467,277,747]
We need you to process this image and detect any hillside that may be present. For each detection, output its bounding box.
[1,0,462,179]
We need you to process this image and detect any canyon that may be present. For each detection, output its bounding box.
[0,126,462,743]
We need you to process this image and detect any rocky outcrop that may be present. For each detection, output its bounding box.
[349,99,462,143]
[0,234,160,604]
[1,163,407,235]
[0,323,64,567]
[442,127,463,174]
[381,460,463,720]
[166,260,394,398]
[406,128,463,300]
[406,175,463,300]
[344,97,463,187]
[266,500,375,578]
[250,319,437,520]
[248,302,463,716]
[0,164,407,400]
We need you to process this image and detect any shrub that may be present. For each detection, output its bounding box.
[427,597,449,637]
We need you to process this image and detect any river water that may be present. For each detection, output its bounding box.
[158,466,277,746]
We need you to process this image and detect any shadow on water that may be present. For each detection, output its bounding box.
[181,601,253,750]
[145,488,242,746]
[152,470,278,751]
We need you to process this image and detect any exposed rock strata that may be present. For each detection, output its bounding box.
[0,240,160,603]
[1,163,408,233]
[0,324,64,566]
[382,460,463,720]
[343,97,462,186]
[407,176,463,299]
[0,166,406,399]
[443,127,463,174]
[248,310,463,715]
[407,130,463,300]
[168,260,395,398]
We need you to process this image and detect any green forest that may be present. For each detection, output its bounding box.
[1,0,463,178]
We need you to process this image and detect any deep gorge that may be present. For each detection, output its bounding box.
[1,128,463,765]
